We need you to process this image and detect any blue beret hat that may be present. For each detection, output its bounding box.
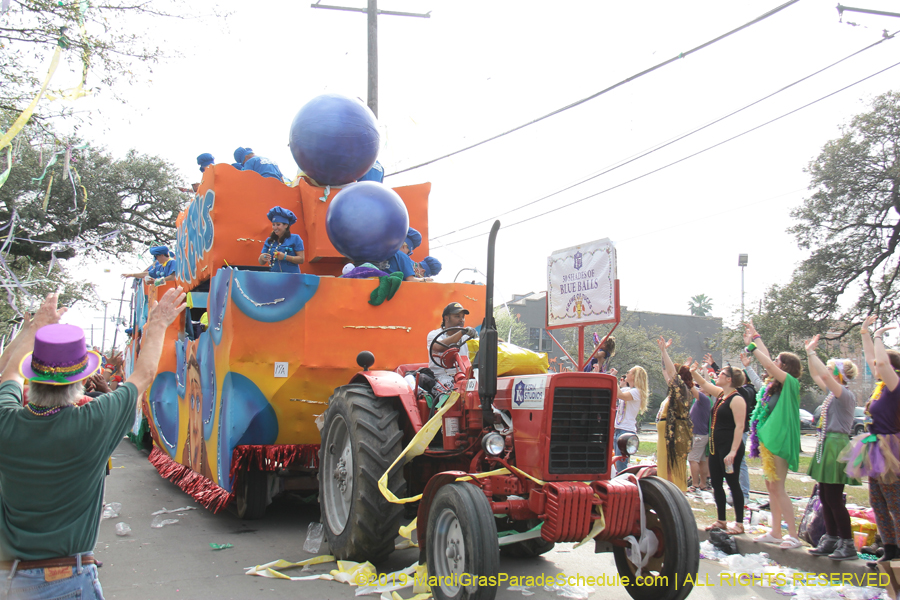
[149,245,169,256]
[125,327,134,335]
[421,256,442,277]
[197,153,214,172]
[266,206,297,225]
[233,147,253,164]
[404,227,422,255]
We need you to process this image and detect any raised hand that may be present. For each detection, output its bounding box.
[32,293,67,329]
[874,324,897,338]
[740,352,751,367]
[146,287,187,329]
[863,315,877,330]
[804,335,820,353]
[703,353,714,366]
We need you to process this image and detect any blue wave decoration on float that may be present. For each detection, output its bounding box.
[229,270,319,323]
[150,371,179,456]
[216,372,278,492]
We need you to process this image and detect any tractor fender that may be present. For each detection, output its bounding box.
[416,471,470,564]
[349,370,423,430]
[616,464,657,479]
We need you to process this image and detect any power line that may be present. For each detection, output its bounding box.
[434,58,900,248]
[384,0,802,178]
[430,29,897,241]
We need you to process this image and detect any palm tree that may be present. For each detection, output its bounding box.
[688,294,713,316]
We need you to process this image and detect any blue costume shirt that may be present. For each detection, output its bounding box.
[243,156,284,180]
[262,233,304,273]
[148,258,177,279]
[386,251,416,279]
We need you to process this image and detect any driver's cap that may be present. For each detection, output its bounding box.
[442,302,469,317]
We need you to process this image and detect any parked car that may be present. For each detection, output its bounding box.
[799,408,816,430]
[852,406,871,436]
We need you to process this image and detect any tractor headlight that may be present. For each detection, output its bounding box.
[482,432,505,456]
[617,433,640,456]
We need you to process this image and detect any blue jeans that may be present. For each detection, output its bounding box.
[614,428,634,474]
[1,555,103,600]
[740,431,750,501]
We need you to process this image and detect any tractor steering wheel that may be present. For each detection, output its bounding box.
[428,327,476,370]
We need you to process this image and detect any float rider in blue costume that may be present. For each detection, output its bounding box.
[258,207,304,274]
[120,246,177,287]
[197,153,214,173]
[234,146,284,181]
[387,227,433,282]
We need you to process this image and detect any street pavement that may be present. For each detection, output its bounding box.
[94,440,804,600]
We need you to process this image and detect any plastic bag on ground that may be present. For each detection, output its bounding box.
[723,552,772,574]
[304,521,324,554]
[150,515,178,528]
[699,540,727,561]
[709,529,738,555]
[507,586,535,596]
[101,502,121,519]
[543,582,594,599]
[114,522,131,536]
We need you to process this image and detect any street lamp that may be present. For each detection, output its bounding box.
[738,254,748,323]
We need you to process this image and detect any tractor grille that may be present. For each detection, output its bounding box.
[548,387,612,474]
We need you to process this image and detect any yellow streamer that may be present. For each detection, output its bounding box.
[573,506,606,549]
[41,174,54,211]
[378,392,459,504]
[0,47,62,151]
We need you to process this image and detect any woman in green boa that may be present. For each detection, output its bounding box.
[744,321,803,549]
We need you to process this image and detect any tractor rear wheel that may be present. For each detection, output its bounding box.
[613,476,699,600]
[426,483,500,600]
[319,384,405,564]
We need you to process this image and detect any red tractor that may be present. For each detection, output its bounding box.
[319,223,699,600]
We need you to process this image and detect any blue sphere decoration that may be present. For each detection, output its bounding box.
[326,181,409,263]
[289,94,380,186]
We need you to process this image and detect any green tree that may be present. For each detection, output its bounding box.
[688,294,713,316]
[494,308,528,346]
[776,90,900,336]
[0,0,213,121]
[0,124,188,335]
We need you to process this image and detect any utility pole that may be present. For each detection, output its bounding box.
[738,254,748,323]
[310,0,430,117]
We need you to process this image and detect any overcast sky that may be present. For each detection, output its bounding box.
[46,0,900,351]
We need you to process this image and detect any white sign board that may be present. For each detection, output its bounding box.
[511,376,547,410]
[547,238,617,328]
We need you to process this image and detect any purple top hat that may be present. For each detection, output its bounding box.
[19,324,102,386]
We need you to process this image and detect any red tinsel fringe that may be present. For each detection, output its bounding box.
[228,444,320,492]
[148,446,233,513]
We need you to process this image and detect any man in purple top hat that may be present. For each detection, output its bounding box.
[0,288,186,599]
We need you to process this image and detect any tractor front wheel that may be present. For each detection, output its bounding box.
[426,483,500,600]
[613,476,699,600]
[319,384,405,564]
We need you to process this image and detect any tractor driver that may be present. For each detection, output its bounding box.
[427,302,478,389]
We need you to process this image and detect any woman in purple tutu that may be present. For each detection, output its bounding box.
[839,316,900,568]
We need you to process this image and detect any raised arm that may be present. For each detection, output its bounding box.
[804,335,842,396]
[0,294,67,385]
[691,361,722,397]
[872,324,900,391]
[740,352,764,389]
[126,288,187,396]
[744,325,787,383]
[860,315,878,376]
[743,319,771,360]
[657,336,675,383]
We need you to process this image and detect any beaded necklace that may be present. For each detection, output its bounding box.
[749,384,774,458]
[814,391,835,463]
[25,403,71,417]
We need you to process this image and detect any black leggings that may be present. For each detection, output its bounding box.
[819,482,851,539]
[709,439,745,523]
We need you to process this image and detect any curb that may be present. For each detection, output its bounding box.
[698,528,874,578]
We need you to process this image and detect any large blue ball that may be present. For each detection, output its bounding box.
[326,182,409,263]
[289,94,380,186]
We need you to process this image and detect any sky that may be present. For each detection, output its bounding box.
[36,0,900,352]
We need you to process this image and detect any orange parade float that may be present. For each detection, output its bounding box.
[126,165,484,517]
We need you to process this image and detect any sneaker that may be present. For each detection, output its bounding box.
[808,534,838,556]
[779,536,803,549]
[828,538,858,561]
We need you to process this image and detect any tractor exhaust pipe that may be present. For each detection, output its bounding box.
[478,221,500,428]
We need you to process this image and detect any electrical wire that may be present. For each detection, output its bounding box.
[430,29,899,241]
[434,58,900,248]
[384,0,802,179]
